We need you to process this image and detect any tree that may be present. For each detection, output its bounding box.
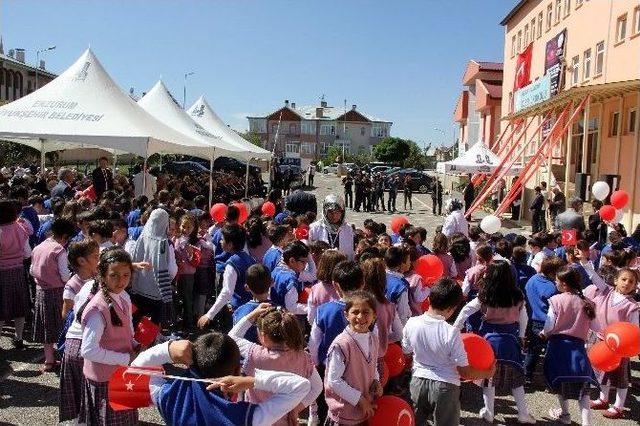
[372,137,411,165]
[323,146,343,165]
[240,131,265,148]
[0,141,39,167]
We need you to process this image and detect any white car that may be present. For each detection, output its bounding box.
[322,163,340,174]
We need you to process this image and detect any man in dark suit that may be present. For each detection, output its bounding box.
[529,186,545,234]
[463,174,475,213]
[91,156,113,199]
[50,168,76,199]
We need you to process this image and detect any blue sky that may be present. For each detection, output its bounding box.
[1,0,510,147]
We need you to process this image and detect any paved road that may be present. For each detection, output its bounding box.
[0,172,638,425]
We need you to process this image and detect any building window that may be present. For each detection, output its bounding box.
[616,14,627,42]
[628,108,637,133]
[530,18,536,40]
[537,12,543,37]
[595,41,605,76]
[610,111,620,137]
[583,48,591,80]
[547,4,553,30]
[555,0,562,23]
[360,126,365,136]
[517,30,522,52]
[564,0,571,16]
[335,140,351,154]
[300,142,315,155]
[511,35,516,57]
[271,123,279,133]
[524,24,529,44]
[571,55,580,85]
[320,124,336,135]
[285,142,300,154]
[301,121,315,134]
[576,0,583,7]
[371,123,386,138]
[634,6,640,35]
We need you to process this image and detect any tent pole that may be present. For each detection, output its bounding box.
[209,150,215,208]
[244,157,250,199]
[39,139,46,175]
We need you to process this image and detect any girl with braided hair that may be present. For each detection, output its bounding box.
[76,247,139,425]
[541,266,597,425]
[229,303,322,425]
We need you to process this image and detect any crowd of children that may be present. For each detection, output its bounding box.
[1,164,640,425]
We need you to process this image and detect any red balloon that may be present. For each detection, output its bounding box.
[414,255,444,286]
[368,395,415,426]
[589,340,622,372]
[380,361,389,387]
[261,201,276,217]
[461,333,495,371]
[297,286,311,304]
[384,343,406,377]
[210,203,227,223]
[231,202,248,224]
[603,321,640,357]
[390,216,409,234]
[610,190,630,210]
[599,205,616,222]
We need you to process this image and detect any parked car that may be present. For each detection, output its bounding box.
[370,165,395,174]
[323,163,340,174]
[385,170,433,193]
[213,156,262,176]
[150,161,209,176]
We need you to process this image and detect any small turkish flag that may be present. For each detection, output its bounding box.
[295,224,309,240]
[561,229,577,246]
[108,366,163,410]
[134,316,160,347]
[298,286,311,304]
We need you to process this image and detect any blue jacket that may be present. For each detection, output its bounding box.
[212,227,232,273]
[315,300,348,366]
[226,251,256,310]
[262,246,283,273]
[20,206,39,248]
[270,266,302,309]
[525,273,558,322]
[127,208,142,228]
[513,263,536,293]
[156,369,256,426]
[385,271,409,304]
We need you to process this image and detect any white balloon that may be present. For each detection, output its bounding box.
[592,181,610,201]
[480,215,501,234]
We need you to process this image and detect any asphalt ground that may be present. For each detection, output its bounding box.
[0,172,638,425]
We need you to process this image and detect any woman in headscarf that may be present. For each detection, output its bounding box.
[128,208,178,327]
[442,198,469,238]
[309,194,355,260]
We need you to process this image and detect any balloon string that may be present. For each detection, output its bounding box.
[124,367,218,385]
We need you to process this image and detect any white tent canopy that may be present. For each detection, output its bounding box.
[138,81,246,160]
[0,49,213,160]
[436,141,522,175]
[188,95,271,160]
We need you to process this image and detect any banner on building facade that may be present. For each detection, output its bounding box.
[544,29,567,96]
[514,73,551,112]
[514,43,533,90]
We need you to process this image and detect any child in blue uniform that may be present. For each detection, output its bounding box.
[384,246,412,324]
[270,241,309,315]
[232,264,272,344]
[198,223,256,331]
[211,205,240,283]
[132,332,311,426]
[262,225,293,273]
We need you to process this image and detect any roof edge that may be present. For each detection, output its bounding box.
[500,0,529,26]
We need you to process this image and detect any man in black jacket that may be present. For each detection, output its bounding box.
[529,186,545,234]
[91,156,113,199]
[463,174,475,213]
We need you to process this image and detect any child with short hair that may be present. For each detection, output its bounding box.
[198,223,257,331]
[528,236,546,272]
[542,266,597,425]
[307,250,347,325]
[512,245,536,294]
[263,224,293,273]
[132,333,311,426]
[230,304,322,425]
[403,278,495,425]
[211,204,240,281]
[88,219,115,251]
[110,218,128,247]
[583,264,639,419]
[77,248,139,425]
[233,264,273,344]
[30,217,76,372]
[402,244,431,315]
[270,241,310,315]
[384,245,412,324]
[325,290,382,424]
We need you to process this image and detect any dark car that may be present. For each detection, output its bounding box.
[213,156,262,176]
[385,170,433,193]
[150,161,209,176]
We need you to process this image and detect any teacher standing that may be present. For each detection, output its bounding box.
[308,194,354,260]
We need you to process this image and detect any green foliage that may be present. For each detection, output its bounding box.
[372,137,411,164]
[323,146,344,165]
[0,141,39,166]
[240,131,265,148]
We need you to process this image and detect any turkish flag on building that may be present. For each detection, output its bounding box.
[561,229,577,246]
[134,316,160,347]
[109,366,164,410]
[514,43,533,90]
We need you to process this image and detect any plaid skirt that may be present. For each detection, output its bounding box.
[32,286,64,344]
[59,337,84,422]
[79,378,138,426]
[0,266,30,321]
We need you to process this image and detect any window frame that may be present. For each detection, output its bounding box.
[634,6,640,35]
[628,108,637,134]
[583,48,591,80]
[595,41,605,76]
[555,0,562,23]
[571,55,580,86]
[300,141,316,155]
[285,141,300,154]
[517,30,522,52]
[530,18,536,40]
[564,0,571,17]
[547,4,553,30]
[524,24,530,45]
[511,35,516,57]
[610,111,620,137]
[537,12,543,37]
[616,14,627,43]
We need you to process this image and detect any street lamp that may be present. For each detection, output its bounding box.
[183,71,195,109]
[35,45,56,91]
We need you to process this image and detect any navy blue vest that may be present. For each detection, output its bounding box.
[270,266,302,309]
[226,251,257,309]
[385,272,409,304]
[316,300,348,366]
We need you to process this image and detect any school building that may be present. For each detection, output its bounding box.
[496,0,639,228]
